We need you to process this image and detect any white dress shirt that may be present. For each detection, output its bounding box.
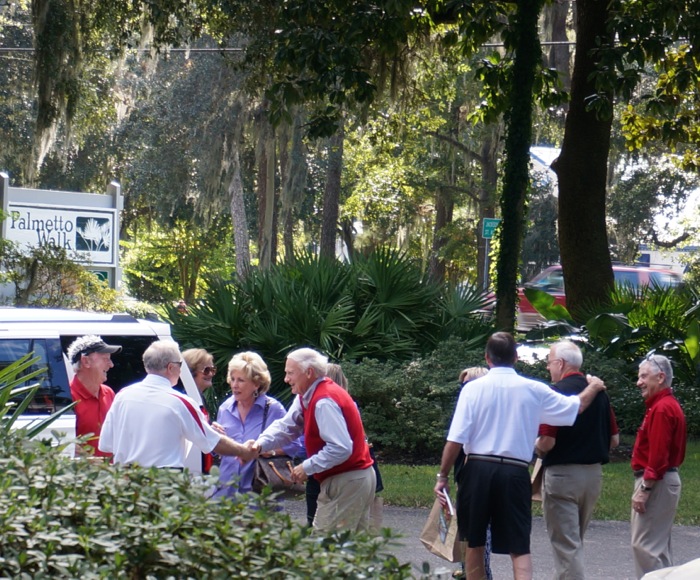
[99,374,221,468]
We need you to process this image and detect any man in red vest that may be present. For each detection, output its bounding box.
[254,347,375,533]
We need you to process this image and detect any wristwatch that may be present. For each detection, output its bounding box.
[271,450,276,457]
[640,483,654,492]
[436,473,448,481]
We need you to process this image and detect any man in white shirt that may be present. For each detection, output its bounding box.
[99,341,254,468]
[434,332,606,580]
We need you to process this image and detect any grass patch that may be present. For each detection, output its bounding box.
[380,440,700,526]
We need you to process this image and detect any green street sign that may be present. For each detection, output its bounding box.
[482,218,502,239]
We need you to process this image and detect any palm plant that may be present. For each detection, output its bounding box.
[0,354,74,438]
[169,248,494,401]
[523,284,700,387]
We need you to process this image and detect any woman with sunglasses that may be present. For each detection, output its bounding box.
[214,351,304,497]
[182,348,217,396]
[182,348,218,473]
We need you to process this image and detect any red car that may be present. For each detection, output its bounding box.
[517,264,683,330]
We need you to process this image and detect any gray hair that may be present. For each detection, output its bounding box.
[551,340,583,369]
[641,354,673,387]
[459,366,488,384]
[143,341,181,373]
[287,347,328,377]
[67,335,104,371]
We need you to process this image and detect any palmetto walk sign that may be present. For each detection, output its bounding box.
[0,173,123,288]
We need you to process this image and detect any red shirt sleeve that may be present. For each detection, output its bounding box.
[609,406,619,435]
[643,406,679,480]
[538,424,559,438]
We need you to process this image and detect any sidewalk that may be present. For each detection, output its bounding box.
[283,501,700,579]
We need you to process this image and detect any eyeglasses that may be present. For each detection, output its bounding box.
[200,366,217,376]
[169,361,183,368]
[545,357,563,367]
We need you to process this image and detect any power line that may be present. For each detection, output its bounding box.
[0,46,245,53]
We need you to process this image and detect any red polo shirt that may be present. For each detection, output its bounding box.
[631,388,686,481]
[70,376,115,458]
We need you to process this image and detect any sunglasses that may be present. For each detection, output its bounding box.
[200,366,217,376]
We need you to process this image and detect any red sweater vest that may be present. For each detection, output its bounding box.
[302,378,373,482]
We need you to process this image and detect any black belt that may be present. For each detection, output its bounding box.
[633,467,678,478]
[468,454,529,469]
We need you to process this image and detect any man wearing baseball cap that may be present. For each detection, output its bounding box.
[67,335,122,457]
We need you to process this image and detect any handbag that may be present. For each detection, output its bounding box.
[251,400,305,498]
[419,494,461,563]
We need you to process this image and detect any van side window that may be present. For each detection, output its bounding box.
[59,335,158,394]
[0,338,72,414]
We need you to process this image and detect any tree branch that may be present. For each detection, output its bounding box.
[425,131,483,163]
[649,230,692,248]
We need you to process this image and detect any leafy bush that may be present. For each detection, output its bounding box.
[169,249,492,403]
[0,352,410,578]
[345,339,489,462]
[0,433,410,578]
[0,242,123,311]
[343,337,665,462]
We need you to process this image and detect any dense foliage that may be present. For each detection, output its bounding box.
[342,339,652,462]
[169,249,493,405]
[0,359,411,579]
[0,433,410,578]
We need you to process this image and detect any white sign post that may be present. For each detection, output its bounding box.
[0,173,123,289]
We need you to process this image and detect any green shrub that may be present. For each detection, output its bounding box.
[345,339,489,462]
[0,432,410,578]
[169,249,492,404]
[343,338,666,461]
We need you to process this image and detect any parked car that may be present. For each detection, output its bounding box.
[517,264,683,330]
[1,308,203,470]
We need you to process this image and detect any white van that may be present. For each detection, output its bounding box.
[0,308,204,471]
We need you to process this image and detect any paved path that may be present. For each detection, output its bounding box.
[283,501,700,579]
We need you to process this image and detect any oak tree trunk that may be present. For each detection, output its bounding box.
[320,120,345,259]
[552,0,614,320]
[495,0,544,331]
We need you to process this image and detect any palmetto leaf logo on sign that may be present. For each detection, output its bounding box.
[76,217,111,252]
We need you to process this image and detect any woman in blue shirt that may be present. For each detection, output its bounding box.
[214,351,303,497]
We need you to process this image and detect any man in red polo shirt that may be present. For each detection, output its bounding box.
[67,335,122,458]
[631,354,686,578]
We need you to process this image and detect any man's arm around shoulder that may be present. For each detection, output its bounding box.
[577,376,606,414]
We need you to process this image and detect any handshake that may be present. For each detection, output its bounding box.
[237,439,308,483]
[237,439,261,463]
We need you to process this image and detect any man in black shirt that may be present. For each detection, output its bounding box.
[536,341,619,580]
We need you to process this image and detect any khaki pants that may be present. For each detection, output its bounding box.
[314,467,376,533]
[631,471,681,579]
[543,463,602,580]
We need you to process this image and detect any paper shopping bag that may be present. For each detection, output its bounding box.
[419,496,461,562]
[531,457,544,502]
